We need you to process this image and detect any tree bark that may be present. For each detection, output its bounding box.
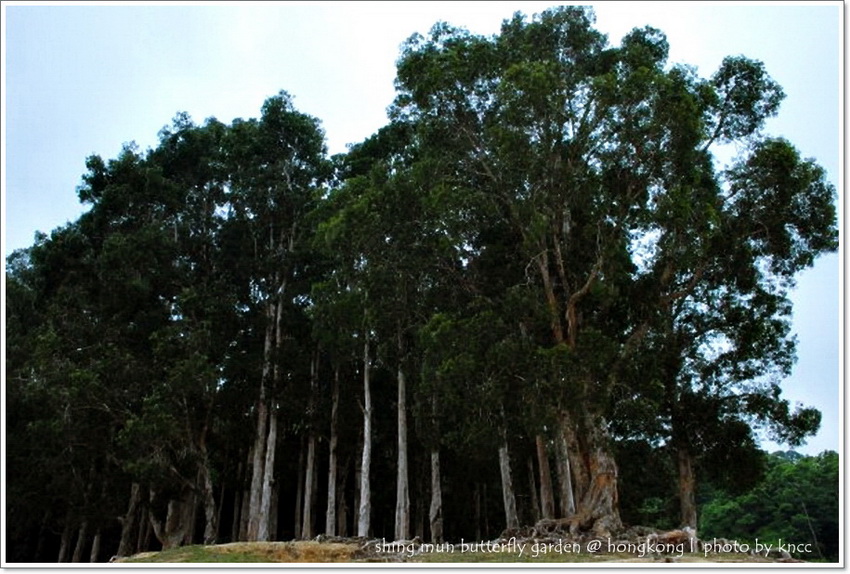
[303,432,317,539]
[303,351,319,539]
[57,511,73,562]
[325,364,340,536]
[117,482,142,557]
[536,435,556,519]
[555,427,576,518]
[149,488,194,550]
[677,445,698,528]
[527,457,541,524]
[429,449,444,543]
[247,387,269,540]
[199,455,218,544]
[394,361,410,541]
[71,520,88,563]
[357,337,372,538]
[337,455,350,537]
[569,411,622,538]
[89,529,101,563]
[294,437,305,539]
[474,483,481,541]
[498,434,519,531]
[137,505,151,553]
[257,402,278,541]
[561,413,589,504]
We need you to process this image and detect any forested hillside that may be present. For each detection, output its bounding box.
[5,7,838,563]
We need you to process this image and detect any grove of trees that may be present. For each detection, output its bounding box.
[5,7,838,563]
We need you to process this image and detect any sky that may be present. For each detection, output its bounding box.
[2,1,843,455]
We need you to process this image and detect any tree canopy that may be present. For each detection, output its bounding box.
[6,6,838,563]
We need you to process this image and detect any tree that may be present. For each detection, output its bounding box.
[393,6,837,536]
[222,91,330,541]
[700,451,839,561]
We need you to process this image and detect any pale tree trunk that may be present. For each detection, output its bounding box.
[394,361,410,541]
[247,379,270,538]
[527,457,541,523]
[198,456,218,544]
[325,364,340,536]
[677,445,698,528]
[561,413,589,504]
[357,337,372,538]
[117,483,141,557]
[555,427,576,518]
[294,438,305,539]
[248,292,282,541]
[57,511,73,562]
[303,432,317,539]
[71,520,88,563]
[257,402,279,541]
[536,435,555,519]
[429,449,444,543]
[303,351,319,539]
[498,432,519,531]
[89,529,101,563]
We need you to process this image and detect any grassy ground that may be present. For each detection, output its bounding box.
[117,540,782,564]
[119,541,362,563]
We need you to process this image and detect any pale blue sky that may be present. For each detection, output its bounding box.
[2,1,842,455]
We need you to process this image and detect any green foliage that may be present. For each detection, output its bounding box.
[700,451,839,562]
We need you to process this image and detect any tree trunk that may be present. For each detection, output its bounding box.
[536,434,555,519]
[257,402,279,541]
[137,505,151,553]
[394,361,410,541]
[57,511,73,562]
[294,437,305,539]
[338,455,350,537]
[247,394,269,541]
[117,482,142,557]
[561,412,589,504]
[677,445,698,529]
[303,432,317,539]
[527,457,541,524]
[555,427,576,518]
[231,488,242,543]
[89,529,101,563]
[474,483,481,541]
[71,520,88,563]
[269,481,280,542]
[150,488,194,550]
[303,351,319,539]
[357,337,372,538]
[325,364,340,536]
[248,298,277,541]
[429,449,444,543]
[498,435,519,531]
[199,455,218,544]
[569,411,622,538]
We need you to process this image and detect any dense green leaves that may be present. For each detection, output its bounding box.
[6,5,838,562]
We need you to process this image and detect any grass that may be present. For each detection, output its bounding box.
[118,540,781,564]
[120,541,361,563]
